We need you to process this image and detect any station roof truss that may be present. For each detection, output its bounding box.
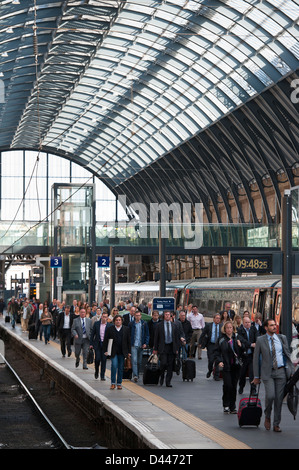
[0,0,298,222]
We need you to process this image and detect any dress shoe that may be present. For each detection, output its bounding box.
[264,417,271,430]
[206,371,211,378]
[94,372,99,379]
[238,387,243,394]
[159,375,164,386]
[117,385,122,390]
[110,384,116,390]
[83,366,88,369]
[166,384,172,387]
[273,425,282,432]
[101,377,106,381]
[68,351,72,357]
[75,360,79,368]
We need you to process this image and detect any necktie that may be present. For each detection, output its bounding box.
[271,336,278,369]
[166,321,171,343]
[82,319,86,335]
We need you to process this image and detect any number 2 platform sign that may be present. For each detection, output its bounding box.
[98,256,110,268]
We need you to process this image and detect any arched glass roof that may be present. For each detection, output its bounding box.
[0,0,298,188]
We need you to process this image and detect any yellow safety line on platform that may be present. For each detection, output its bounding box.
[49,341,250,450]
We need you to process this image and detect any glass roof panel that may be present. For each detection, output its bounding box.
[0,0,297,186]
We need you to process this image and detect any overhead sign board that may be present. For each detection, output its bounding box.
[153,297,175,312]
[98,256,110,268]
[50,256,62,268]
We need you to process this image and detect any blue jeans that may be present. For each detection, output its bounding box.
[111,354,125,385]
[131,346,143,378]
[43,324,51,344]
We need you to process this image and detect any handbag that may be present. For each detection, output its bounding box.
[87,348,94,364]
[124,356,132,371]
[173,355,181,375]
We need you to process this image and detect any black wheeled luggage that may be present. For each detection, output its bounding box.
[5,315,10,323]
[182,358,196,381]
[143,354,160,385]
[238,387,262,427]
[143,363,160,384]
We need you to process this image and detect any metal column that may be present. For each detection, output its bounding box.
[281,189,292,345]
[110,245,115,309]
[159,231,166,297]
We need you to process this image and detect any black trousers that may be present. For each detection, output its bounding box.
[159,343,175,385]
[94,343,107,379]
[239,353,254,390]
[60,328,72,356]
[222,365,241,410]
[207,343,219,376]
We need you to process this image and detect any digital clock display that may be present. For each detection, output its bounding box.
[230,253,272,274]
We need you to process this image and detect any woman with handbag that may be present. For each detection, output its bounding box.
[103,315,131,390]
[40,307,53,345]
[216,320,245,414]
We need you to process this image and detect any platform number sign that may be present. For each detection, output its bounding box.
[50,256,62,268]
[98,256,110,268]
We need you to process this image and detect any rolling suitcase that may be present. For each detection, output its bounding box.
[143,354,160,385]
[143,363,160,385]
[182,359,196,381]
[182,346,196,381]
[238,387,262,427]
[5,315,10,323]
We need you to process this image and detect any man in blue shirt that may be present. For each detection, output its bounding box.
[129,311,149,382]
[253,319,294,432]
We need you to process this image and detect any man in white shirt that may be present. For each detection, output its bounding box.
[72,309,92,369]
[58,305,73,357]
[187,305,205,359]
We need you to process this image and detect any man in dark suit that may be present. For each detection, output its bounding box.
[220,302,235,320]
[57,304,74,358]
[199,313,222,380]
[122,306,136,326]
[71,308,92,369]
[90,311,111,380]
[253,319,294,432]
[237,316,258,394]
[103,314,131,389]
[153,311,181,387]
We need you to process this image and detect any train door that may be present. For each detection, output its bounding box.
[251,288,268,321]
[273,288,282,333]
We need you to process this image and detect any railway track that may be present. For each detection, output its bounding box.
[0,353,104,449]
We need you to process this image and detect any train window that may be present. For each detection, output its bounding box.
[276,294,281,317]
[253,293,259,314]
[215,300,222,312]
[208,300,215,312]
[200,301,206,310]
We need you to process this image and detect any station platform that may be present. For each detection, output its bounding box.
[0,317,298,451]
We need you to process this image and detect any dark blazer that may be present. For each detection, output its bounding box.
[178,319,193,343]
[90,321,111,350]
[57,311,74,332]
[237,324,258,351]
[200,321,223,349]
[122,312,135,326]
[103,324,131,358]
[148,318,161,348]
[153,320,181,355]
[216,334,245,372]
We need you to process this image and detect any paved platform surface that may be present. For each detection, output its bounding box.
[1,318,298,450]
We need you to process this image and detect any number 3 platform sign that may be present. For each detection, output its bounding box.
[50,256,62,268]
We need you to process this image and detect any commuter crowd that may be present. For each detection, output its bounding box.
[1,296,297,432]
